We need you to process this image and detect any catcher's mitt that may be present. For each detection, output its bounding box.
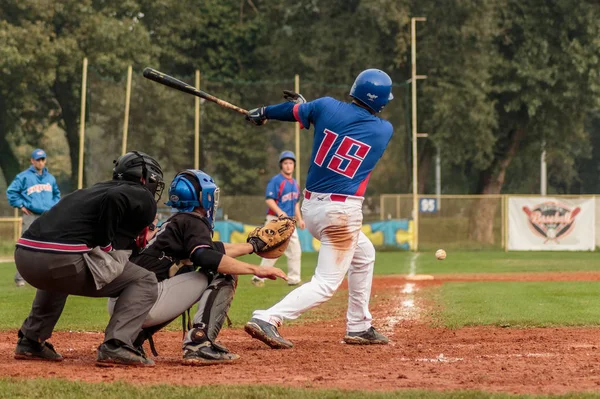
[247,217,296,259]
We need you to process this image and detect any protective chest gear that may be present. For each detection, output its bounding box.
[247,216,296,259]
[165,170,220,229]
[278,151,296,164]
[349,69,394,113]
[113,151,165,201]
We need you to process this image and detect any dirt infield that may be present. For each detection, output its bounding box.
[2,273,600,395]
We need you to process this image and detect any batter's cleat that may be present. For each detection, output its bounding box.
[15,279,25,287]
[251,276,265,287]
[344,327,389,345]
[96,341,155,367]
[244,318,293,349]
[287,279,302,286]
[15,336,63,362]
[182,341,240,366]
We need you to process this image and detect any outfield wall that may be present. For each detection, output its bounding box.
[1,194,600,253]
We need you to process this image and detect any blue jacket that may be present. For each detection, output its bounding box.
[6,166,61,214]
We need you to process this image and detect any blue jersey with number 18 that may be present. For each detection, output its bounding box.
[293,97,393,196]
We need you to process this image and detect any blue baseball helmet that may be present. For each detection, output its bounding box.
[349,69,394,113]
[279,151,296,164]
[165,169,220,228]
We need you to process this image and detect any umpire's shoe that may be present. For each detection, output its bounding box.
[96,340,155,367]
[343,327,389,345]
[244,318,293,349]
[15,334,63,362]
[182,341,240,366]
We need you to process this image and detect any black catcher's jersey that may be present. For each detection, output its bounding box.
[20,180,156,252]
[131,212,224,282]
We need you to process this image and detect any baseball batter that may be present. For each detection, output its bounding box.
[243,69,394,348]
[107,169,287,365]
[252,151,305,287]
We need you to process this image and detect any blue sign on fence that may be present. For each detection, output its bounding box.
[419,198,438,213]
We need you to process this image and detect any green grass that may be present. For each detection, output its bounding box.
[2,379,600,399]
[0,254,363,331]
[416,251,600,275]
[436,281,600,328]
[3,250,600,331]
[0,240,16,257]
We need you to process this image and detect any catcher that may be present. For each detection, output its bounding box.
[108,169,295,365]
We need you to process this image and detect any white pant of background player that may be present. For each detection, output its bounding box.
[254,215,302,285]
[253,191,375,333]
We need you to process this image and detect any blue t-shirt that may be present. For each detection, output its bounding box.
[265,173,300,216]
[292,97,393,196]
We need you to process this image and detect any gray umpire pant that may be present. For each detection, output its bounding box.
[15,247,158,347]
[14,214,39,282]
[107,272,210,334]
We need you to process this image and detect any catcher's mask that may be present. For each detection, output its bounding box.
[165,169,220,229]
[113,151,165,201]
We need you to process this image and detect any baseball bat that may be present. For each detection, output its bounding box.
[142,67,249,115]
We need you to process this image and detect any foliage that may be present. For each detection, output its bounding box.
[0,0,599,198]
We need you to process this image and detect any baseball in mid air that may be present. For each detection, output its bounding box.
[435,249,446,260]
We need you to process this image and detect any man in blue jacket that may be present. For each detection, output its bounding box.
[6,148,61,286]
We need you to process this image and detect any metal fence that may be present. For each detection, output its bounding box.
[2,194,598,253]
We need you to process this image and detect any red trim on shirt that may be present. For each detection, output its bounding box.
[17,238,91,253]
[354,172,372,197]
[293,104,305,129]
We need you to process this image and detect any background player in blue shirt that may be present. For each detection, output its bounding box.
[243,69,394,349]
[6,148,61,287]
[252,151,305,287]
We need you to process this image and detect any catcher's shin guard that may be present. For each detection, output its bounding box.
[182,274,239,365]
[187,273,237,344]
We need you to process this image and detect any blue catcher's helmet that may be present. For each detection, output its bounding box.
[279,150,296,164]
[349,69,394,113]
[165,170,220,228]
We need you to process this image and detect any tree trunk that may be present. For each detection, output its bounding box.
[417,143,434,194]
[54,80,81,189]
[0,129,21,186]
[469,128,526,245]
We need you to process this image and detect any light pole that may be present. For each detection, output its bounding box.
[410,17,427,251]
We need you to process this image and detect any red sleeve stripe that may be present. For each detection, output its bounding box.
[293,104,305,129]
[354,172,372,197]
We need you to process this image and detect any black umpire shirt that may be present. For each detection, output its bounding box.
[20,180,156,252]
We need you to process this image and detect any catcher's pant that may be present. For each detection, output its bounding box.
[253,191,375,333]
[108,271,209,329]
[15,247,158,347]
[14,214,39,283]
[256,215,302,284]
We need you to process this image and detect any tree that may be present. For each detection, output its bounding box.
[467,0,600,243]
[410,0,600,244]
[0,3,56,185]
[45,0,154,188]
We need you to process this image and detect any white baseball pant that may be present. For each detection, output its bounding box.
[254,215,302,285]
[252,191,375,333]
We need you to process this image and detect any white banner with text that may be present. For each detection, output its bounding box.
[508,197,595,251]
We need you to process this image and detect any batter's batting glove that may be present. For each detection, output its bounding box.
[246,107,268,126]
[283,90,306,104]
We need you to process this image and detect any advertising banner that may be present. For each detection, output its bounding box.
[508,197,595,251]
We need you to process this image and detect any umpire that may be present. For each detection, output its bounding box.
[14,151,164,367]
